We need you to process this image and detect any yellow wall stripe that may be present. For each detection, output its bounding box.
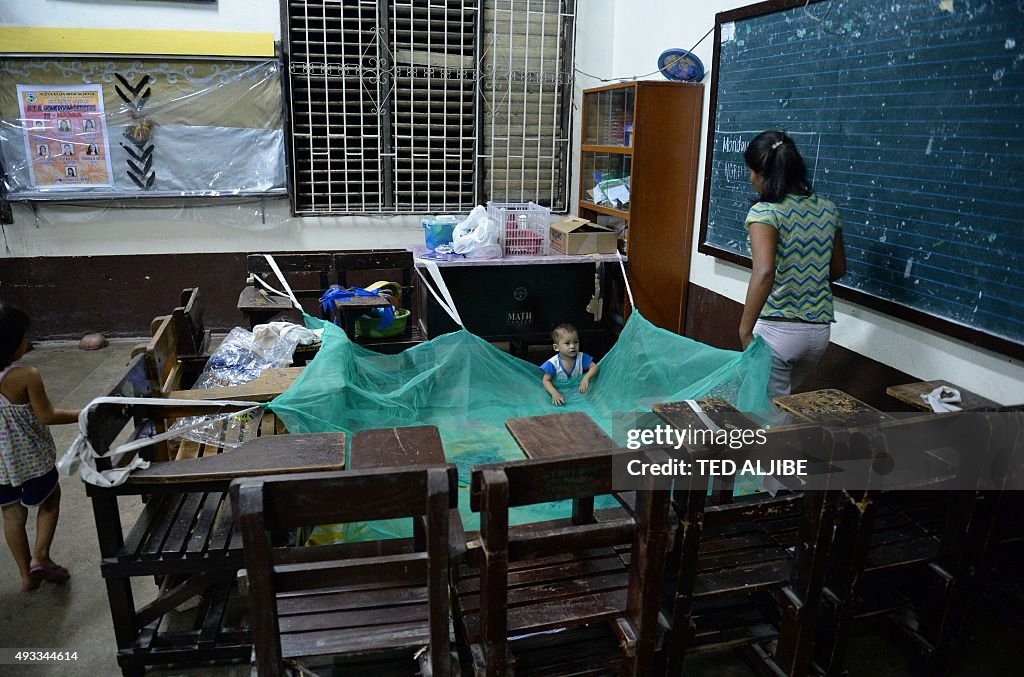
[0,27,275,58]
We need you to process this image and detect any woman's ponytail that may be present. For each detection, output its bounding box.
[744,130,812,202]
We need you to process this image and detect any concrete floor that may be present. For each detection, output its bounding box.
[0,339,1019,676]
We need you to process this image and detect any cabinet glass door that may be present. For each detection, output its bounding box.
[583,88,635,147]
[581,152,632,211]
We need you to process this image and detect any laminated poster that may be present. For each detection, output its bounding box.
[17,84,113,188]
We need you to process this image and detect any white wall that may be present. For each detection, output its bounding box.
[603,0,1023,405]
[2,0,1022,403]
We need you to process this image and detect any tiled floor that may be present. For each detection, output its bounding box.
[0,338,1019,676]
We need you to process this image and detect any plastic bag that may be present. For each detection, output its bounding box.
[169,326,302,447]
[194,326,298,389]
[452,205,502,259]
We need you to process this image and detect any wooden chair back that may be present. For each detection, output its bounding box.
[133,314,181,395]
[170,287,211,388]
[464,448,671,676]
[231,465,458,677]
[85,354,157,469]
[334,249,415,311]
[172,287,210,356]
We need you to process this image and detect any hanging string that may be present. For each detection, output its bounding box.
[574,26,714,83]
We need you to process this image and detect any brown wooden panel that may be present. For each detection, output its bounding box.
[279,622,432,659]
[0,253,252,339]
[127,433,345,485]
[463,588,628,639]
[505,412,615,459]
[886,380,1003,411]
[275,584,430,616]
[278,600,429,633]
[166,367,304,402]
[349,425,445,470]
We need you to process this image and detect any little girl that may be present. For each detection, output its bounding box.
[0,303,80,592]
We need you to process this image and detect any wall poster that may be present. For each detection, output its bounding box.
[16,84,113,188]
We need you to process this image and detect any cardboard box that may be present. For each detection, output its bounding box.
[548,217,618,255]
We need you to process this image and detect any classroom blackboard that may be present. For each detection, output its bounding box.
[699,0,1023,358]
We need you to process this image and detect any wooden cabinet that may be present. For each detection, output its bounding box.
[578,81,703,334]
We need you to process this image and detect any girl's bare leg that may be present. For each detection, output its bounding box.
[2,502,34,589]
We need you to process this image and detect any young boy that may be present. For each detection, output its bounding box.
[540,323,599,406]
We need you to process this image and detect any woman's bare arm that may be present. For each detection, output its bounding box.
[739,222,778,349]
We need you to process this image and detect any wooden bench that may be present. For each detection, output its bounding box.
[451,446,672,676]
[132,313,184,397]
[131,288,213,394]
[231,465,459,676]
[653,398,839,676]
[85,353,345,675]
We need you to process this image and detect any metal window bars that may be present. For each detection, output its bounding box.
[283,0,575,215]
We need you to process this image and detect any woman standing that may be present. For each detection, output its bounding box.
[739,130,846,398]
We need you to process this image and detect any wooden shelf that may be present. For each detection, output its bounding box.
[579,200,630,220]
[581,144,633,155]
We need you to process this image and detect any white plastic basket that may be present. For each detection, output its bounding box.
[487,201,551,256]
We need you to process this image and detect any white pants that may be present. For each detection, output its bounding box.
[753,319,831,399]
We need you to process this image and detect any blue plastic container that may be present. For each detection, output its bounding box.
[422,216,459,250]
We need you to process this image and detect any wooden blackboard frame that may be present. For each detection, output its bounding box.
[697,0,1024,361]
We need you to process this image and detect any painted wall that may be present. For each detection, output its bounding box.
[606,0,1023,404]
[2,0,1021,403]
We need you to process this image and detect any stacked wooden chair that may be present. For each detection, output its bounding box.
[652,400,842,675]
[85,295,343,675]
[238,253,334,343]
[333,248,424,353]
[812,410,1022,676]
[231,465,459,676]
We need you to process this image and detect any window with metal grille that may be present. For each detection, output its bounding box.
[283,0,575,215]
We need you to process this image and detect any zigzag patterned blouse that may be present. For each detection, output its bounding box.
[745,193,843,323]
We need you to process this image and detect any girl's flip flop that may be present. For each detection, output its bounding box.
[29,564,70,584]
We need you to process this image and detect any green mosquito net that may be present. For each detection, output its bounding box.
[268,309,773,541]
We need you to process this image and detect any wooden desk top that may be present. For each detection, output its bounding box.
[238,286,295,312]
[505,411,615,459]
[653,398,758,432]
[886,380,1001,411]
[349,425,445,470]
[773,389,892,427]
[332,295,392,310]
[166,367,304,403]
[127,432,346,485]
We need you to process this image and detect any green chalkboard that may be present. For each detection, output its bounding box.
[699,0,1023,358]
